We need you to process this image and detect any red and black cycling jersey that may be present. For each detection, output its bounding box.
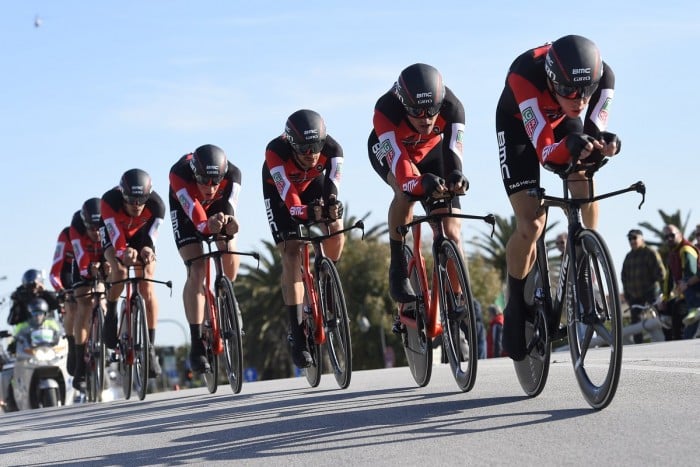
[264,134,343,219]
[49,226,74,291]
[69,210,105,279]
[372,86,465,196]
[168,153,242,235]
[497,43,615,165]
[100,188,165,260]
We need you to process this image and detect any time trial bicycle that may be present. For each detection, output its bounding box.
[396,192,495,390]
[288,220,364,389]
[515,157,645,409]
[186,232,259,394]
[109,265,172,401]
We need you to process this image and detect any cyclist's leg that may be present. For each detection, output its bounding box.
[368,130,416,303]
[103,246,126,350]
[277,240,312,369]
[179,243,208,371]
[139,260,161,377]
[263,171,312,368]
[72,283,92,391]
[503,191,545,360]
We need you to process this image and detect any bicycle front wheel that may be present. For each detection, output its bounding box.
[402,244,432,387]
[86,305,105,403]
[567,229,623,410]
[217,276,244,394]
[437,239,478,392]
[318,258,352,389]
[118,304,132,400]
[514,239,551,397]
[202,306,219,394]
[132,295,150,401]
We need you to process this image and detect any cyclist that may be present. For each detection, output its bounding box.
[496,35,621,361]
[262,109,345,369]
[101,168,166,377]
[49,226,78,375]
[169,144,242,373]
[70,197,109,392]
[367,63,468,312]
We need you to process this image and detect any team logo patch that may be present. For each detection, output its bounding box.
[522,107,538,139]
[598,97,612,126]
[272,171,285,194]
[456,129,464,154]
[377,139,395,165]
[178,193,191,212]
[106,223,117,241]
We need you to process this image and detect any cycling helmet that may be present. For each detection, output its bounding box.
[80,197,102,230]
[545,35,603,99]
[394,63,445,118]
[119,168,152,205]
[28,297,49,326]
[284,109,327,155]
[22,269,44,288]
[190,144,228,185]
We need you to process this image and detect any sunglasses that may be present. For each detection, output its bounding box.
[195,173,224,186]
[551,81,599,100]
[291,141,324,156]
[124,194,149,206]
[405,103,442,118]
[664,233,676,239]
[627,235,639,241]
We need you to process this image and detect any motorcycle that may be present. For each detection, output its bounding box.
[0,322,72,411]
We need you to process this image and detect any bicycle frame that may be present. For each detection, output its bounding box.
[294,221,365,345]
[398,209,495,338]
[188,234,259,354]
[531,164,646,328]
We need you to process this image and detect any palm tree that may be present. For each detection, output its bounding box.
[235,240,294,380]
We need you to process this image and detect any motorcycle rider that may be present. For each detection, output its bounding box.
[7,270,60,327]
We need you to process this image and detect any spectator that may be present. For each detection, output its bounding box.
[621,229,665,343]
[658,224,700,339]
[554,232,567,255]
[487,304,504,358]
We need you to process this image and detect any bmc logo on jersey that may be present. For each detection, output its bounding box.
[402,179,419,192]
[290,206,305,217]
[522,107,538,139]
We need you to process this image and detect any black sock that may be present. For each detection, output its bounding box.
[189,324,202,348]
[148,329,156,345]
[507,275,526,306]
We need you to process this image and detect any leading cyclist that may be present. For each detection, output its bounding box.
[496,35,621,361]
[169,144,242,373]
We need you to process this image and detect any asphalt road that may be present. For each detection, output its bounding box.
[1,339,698,466]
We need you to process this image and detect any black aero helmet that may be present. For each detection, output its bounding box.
[284,109,327,155]
[190,144,228,185]
[545,35,603,99]
[28,297,49,326]
[394,63,445,118]
[80,197,102,229]
[22,269,44,288]
[119,168,152,206]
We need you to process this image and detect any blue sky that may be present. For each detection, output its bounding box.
[1,1,698,346]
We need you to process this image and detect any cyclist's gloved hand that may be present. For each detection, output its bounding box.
[421,173,446,198]
[598,131,622,155]
[446,170,469,195]
[565,133,598,162]
[324,196,344,221]
[223,215,239,236]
